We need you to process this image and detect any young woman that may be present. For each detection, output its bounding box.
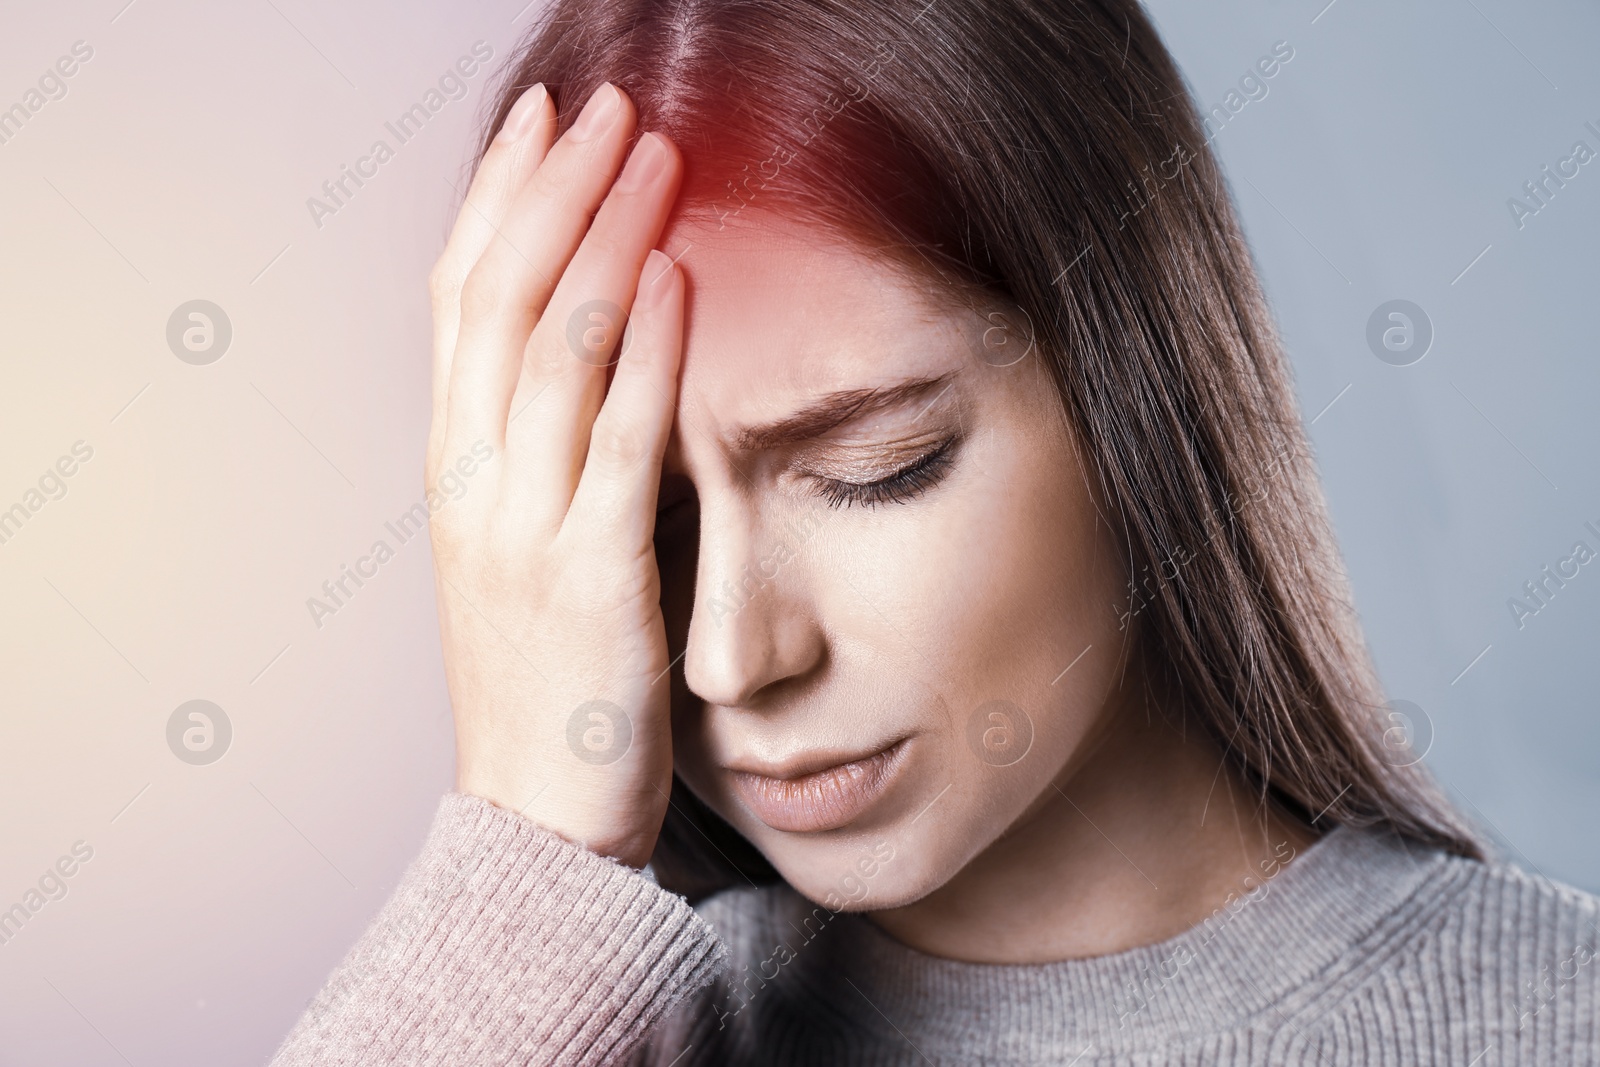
[271,0,1599,1062]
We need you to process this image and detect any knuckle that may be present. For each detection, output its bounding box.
[526,162,574,209]
[427,258,462,306]
[590,416,649,471]
[580,226,629,266]
[524,337,569,380]
[459,260,513,322]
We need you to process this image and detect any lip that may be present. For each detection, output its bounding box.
[728,738,909,833]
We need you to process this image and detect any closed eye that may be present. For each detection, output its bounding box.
[812,437,959,509]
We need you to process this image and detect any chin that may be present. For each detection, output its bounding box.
[761,829,961,914]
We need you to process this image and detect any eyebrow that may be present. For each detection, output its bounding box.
[731,373,957,452]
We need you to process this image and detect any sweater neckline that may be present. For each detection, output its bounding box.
[818,824,1451,1056]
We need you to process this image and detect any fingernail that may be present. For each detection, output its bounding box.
[636,249,676,308]
[614,134,667,195]
[567,82,621,142]
[496,83,548,143]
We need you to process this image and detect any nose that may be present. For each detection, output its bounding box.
[683,502,826,709]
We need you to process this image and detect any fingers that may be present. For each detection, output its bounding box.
[428,84,556,478]
[561,250,684,553]
[442,83,636,463]
[505,130,683,508]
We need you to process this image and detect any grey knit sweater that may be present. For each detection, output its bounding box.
[269,792,1600,1065]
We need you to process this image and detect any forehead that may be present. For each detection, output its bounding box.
[660,212,977,424]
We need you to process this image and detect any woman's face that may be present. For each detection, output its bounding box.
[656,210,1132,910]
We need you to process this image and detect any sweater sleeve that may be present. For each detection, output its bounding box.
[268,791,727,1066]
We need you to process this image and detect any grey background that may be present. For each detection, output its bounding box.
[1149,0,1600,894]
[0,0,1593,1064]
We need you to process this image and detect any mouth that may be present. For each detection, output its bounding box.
[728,738,910,834]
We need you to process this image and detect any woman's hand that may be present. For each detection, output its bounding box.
[424,81,685,868]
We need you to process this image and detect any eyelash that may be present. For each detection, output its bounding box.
[814,439,958,510]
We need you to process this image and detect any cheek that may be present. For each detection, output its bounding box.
[965,430,1127,761]
[800,417,1129,898]
[822,422,1124,723]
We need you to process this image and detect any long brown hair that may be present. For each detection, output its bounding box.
[472,0,1483,898]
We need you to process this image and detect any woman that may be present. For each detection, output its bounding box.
[272,0,1599,1062]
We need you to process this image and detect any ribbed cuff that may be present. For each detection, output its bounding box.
[271,791,726,1066]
